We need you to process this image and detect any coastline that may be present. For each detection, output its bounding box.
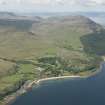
[27,61,104,88]
[2,61,104,105]
[27,75,83,88]
[3,75,83,105]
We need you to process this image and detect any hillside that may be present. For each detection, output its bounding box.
[31,16,104,53]
[0,15,105,104]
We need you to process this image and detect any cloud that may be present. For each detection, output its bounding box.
[0,0,105,6]
[53,0,105,6]
[0,0,20,5]
[55,0,76,5]
[80,0,105,6]
[20,0,50,5]
[0,0,105,12]
[0,0,50,5]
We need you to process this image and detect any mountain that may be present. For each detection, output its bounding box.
[31,16,104,54]
[0,12,42,31]
[0,15,104,104]
[32,15,103,33]
[0,12,16,17]
[23,12,105,26]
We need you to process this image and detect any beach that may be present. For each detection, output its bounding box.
[27,75,83,89]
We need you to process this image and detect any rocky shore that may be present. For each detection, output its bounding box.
[1,75,82,105]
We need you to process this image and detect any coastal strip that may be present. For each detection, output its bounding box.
[3,75,82,105]
[27,75,83,89]
[4,62,103,105]
[27,62,104,89]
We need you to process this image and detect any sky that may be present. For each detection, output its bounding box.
[0,0,105,13]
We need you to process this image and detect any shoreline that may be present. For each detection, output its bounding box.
[3,75,84,105]
[27,61,104,88]
[27,75,83,88]
[3,62,104,105]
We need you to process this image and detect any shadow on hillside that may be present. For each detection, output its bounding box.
[0,20,34,31]
[80,30,105,55]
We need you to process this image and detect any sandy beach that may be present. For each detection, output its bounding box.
[27,75,83,88]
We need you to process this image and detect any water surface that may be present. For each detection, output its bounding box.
[11,63,105,105]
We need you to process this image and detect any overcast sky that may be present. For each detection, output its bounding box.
[0,0,105,13]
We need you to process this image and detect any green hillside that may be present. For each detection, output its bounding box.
[0,15,104,104]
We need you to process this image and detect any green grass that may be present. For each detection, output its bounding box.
[0,74,23,91]
[0,63,40,91]
[0,63,40,100]
[0,59,16,78]
[17,64,40,80]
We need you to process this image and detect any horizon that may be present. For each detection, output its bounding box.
[0,11,105,14]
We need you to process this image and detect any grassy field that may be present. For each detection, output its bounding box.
[0,59,16,78]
